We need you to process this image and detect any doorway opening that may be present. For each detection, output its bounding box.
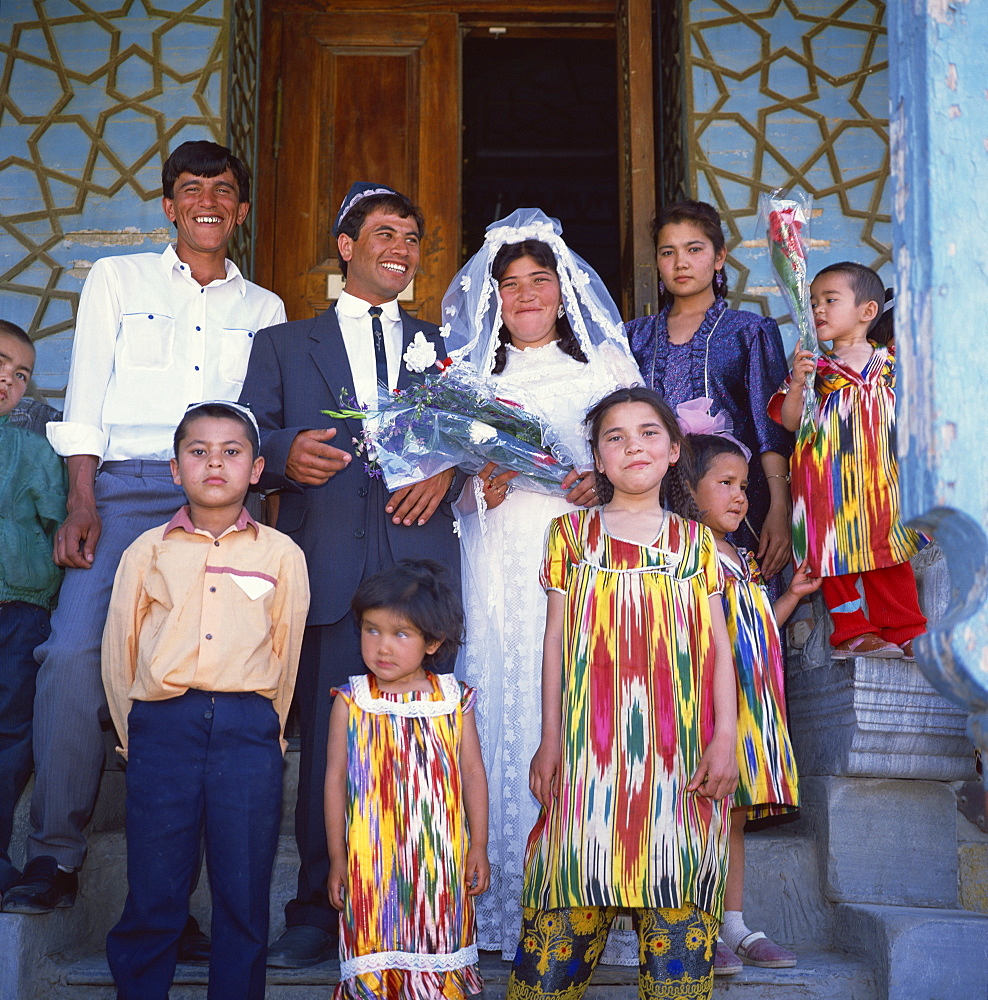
[461,35,621,302]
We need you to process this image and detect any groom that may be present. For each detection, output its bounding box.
[240,183,461,966]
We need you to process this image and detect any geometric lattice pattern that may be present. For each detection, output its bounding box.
[682,0,890,344]
[0,0,228,396]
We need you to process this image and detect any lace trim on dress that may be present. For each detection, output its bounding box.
[350,672,461,717]
[340,944,480,980]
[505,340,563,355]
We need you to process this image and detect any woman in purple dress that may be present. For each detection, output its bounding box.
[626,200,793,581]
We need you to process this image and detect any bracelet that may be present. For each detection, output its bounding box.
[766,474,791,483]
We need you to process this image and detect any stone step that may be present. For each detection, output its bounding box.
[3,822,832,998]
[55,949,876,999]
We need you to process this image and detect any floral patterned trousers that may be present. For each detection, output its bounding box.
[506,904,718,1000]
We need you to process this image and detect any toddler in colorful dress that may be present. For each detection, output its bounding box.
[507,387,738,1000]
[682,419,821,974]
[324,559,490,1000]
[768,262,927,659]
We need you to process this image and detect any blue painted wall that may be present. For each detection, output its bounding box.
[684,0,890,351]
[0,0,227,398]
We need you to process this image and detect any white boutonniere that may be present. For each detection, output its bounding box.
[403,331,438,373]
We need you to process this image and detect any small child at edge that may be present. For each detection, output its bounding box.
[101,400,309,1000]
[0,320,67,897]
[768,261,927,659]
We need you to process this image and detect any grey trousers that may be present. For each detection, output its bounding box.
[29,461,186,869]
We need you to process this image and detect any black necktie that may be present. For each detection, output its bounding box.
[368,306,388,390]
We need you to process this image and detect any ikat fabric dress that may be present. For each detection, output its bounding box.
[522,508,731,920]
[768,346,926,577]
[332,672,483,1000]
[718,547,799,820]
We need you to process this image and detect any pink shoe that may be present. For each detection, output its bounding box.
[735,931,797,968]
[832,633,904,660]
[714,940,742,976]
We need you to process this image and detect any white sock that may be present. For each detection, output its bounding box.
[719,911,753,953]
[57,864,74,874]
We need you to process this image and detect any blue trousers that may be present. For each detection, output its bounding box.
[30,460,186,868]
[0,601,50,889]
[106,691,283,1000]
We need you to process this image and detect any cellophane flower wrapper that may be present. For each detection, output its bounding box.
[324,366,573,495]
[760,189,817,564]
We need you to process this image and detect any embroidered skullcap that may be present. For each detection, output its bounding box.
[182,399,260,453]
[333,181,403,236]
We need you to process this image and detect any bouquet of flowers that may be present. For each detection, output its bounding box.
[761,190,817,424]
[324,365,573,494]
[760,189,816,563]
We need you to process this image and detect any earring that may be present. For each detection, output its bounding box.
[714,270,727,297]
[658,279,666,296]
[557,304,565,319]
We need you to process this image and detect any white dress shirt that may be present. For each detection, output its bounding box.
[48,244,286,462]
[335,289,402,411]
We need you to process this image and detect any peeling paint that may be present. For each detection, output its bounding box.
[891,99,909,225]
[942,422,958,449]
[747,285,779,295]
[950,104,963,118]
[928,0,971,25]
[62,228,172,247]
[947,63,959,90]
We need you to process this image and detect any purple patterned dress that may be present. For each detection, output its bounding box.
[626,298,793,555]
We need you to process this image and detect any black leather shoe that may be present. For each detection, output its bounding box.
[266,925,337,968]
[1,856,78,914]
[177,915,211,964]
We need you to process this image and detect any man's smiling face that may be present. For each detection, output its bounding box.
[162,168,249,260]
[337,208,421,305]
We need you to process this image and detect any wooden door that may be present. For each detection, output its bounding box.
[255,9,460,322]
[616,0,658,318]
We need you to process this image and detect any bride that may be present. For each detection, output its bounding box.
[443,209,642,959]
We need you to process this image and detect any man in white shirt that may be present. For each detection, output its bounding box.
[241,182,461,967]
[0,141,286,927]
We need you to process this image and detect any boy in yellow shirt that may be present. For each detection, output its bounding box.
[101,400,309,999]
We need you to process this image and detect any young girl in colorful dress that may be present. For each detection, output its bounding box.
[325,560,490,1000]
[769,262,927,659]
[507,387,738,1000]
[682,418,821,974]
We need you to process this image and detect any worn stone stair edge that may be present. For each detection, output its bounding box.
[61,948,873,987]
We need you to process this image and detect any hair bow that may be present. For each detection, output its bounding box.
[675,397,752,462]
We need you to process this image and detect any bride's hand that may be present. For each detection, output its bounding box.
[477,461,517,510]
[563,469,599,507]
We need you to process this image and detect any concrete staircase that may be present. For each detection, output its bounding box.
[2,758,881,1000]
[4,547,987,999]
[16,821,877,1000]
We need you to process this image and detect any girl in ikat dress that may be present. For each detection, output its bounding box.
[682,420,821,975]
[506,388,738,1000]
[324,560,489,1000]
[768,262,927,660]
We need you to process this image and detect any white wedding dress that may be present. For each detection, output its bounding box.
[456,341,642,962]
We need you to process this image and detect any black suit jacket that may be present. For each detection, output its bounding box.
[241,306,461,626]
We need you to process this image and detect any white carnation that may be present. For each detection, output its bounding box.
[402,331,438,373]
[468,420,497,445]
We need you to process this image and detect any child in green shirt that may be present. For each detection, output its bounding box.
[0,321,67,894]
